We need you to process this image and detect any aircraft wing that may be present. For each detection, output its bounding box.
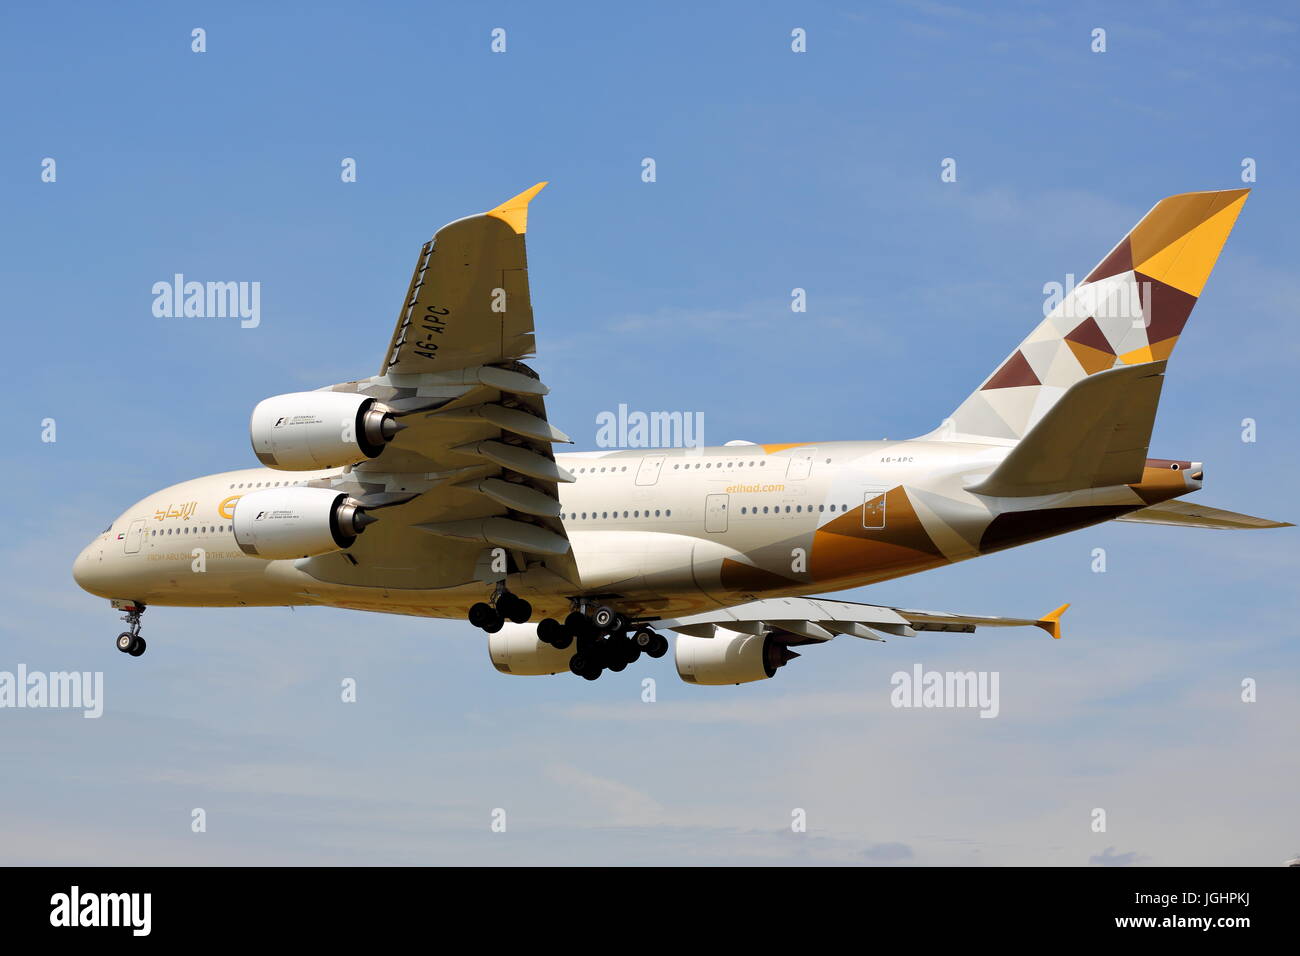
[656,596,1071,641]
[294,184,581,592]
[1115,499,1292,530]
[379,182,547,377]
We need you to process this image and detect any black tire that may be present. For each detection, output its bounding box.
[647,634,669,659]
[565,611,589,635]
[116,632,134,653]
[551,631,573,650]
[501,595,532,624]
[592,606,616,630]
[621,639,641,665]
[537,617,562,646]
[468,602,495,628]
[581,665,602,681]
[632,628,656,649]
[128,637,147,657]
[480,608,504,633]
[569,654,589,675]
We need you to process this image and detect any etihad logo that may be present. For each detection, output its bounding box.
[153,501,197,521]
[725,483,785,494]
[218,495,241,520]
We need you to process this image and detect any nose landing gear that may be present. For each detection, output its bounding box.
[113,601,147,657]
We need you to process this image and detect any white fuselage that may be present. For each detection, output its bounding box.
[72,439,1192,622]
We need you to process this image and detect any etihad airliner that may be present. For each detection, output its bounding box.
[73,184,1288,684]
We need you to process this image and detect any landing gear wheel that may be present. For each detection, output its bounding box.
[537,617,563,646]
[468,602,496,629]
[619,637,641,665]
[481,610,504,634]
[592,606,624,632]
[647,634,669,659]
[565,610,594,639]
[569,653,591,676]
[539,618,575,650]
[114,603,146,657]
[499,595,532,624]
[632,628,656,650]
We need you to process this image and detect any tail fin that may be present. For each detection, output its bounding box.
[929,188,1249,443]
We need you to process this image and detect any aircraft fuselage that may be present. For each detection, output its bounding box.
[73,439,1199,622]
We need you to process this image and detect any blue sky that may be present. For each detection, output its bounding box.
[1,0,1297,865]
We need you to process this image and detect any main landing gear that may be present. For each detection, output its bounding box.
[534,604,669,682]
[114,602,147,657]
[467,586,532,634]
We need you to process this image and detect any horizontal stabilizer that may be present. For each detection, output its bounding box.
[1116,500,1293,530]
[967,362,1165,497]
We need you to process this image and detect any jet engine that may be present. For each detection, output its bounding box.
[231,487,376,559]
[250,391,401,470]
[675,631,799,685]
[488,623,575,676]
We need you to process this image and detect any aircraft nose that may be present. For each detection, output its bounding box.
[72,540,112,597]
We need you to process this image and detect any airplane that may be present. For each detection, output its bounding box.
[73,184,1290,684]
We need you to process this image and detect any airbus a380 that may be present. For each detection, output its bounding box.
[73,184,1289,684]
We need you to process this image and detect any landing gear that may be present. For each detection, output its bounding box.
[467,586,533,634]
[632,627,668,658]
[592,606,625,632]
[468,602,503,633]
[537,617,572,650]
[497,593,532,624]
[554,603,666,680]
[114,602,147,657]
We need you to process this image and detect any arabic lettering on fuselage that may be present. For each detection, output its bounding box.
[152,501,198,521]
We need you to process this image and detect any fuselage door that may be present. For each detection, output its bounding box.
[635,454,665,486]
[787,450,816,481]
[863,489,888,530]
[705,494,729,533]
[124,518,146,554]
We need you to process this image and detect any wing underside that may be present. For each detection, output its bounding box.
[657,596,1071,642]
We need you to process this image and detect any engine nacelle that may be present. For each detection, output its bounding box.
[232,487,375,559]
[250,391,400,470]
[488,623,574,676]
[675,631,798,685]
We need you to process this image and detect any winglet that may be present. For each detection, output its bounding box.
[486,181,548,234]
[1035,603,1070,640]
